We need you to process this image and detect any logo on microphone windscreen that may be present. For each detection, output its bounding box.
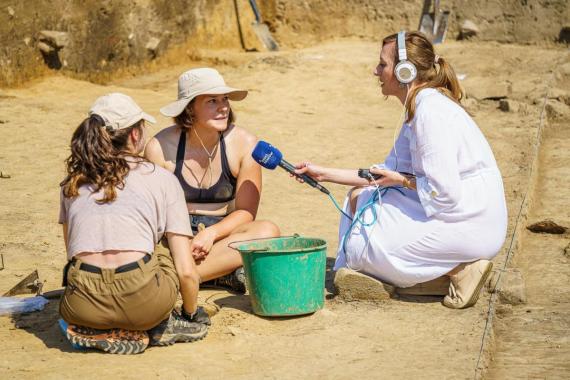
[252,141,282,169]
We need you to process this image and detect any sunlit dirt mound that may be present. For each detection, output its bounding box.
[1,0,568,87]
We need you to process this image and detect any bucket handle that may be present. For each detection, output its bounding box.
[227,241,269,253]
[227,234,301,253]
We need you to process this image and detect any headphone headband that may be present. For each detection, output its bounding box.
[397,31,407,61]
[394,30,417,84]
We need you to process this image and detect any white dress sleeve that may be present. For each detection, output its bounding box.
[413,107,462,218]
[375,123,413,173]
[375,148,397,171]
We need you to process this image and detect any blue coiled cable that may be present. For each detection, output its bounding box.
[334,186,404,255]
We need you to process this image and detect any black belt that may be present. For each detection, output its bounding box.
[74,254,151,274]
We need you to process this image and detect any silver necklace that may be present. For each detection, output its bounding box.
[183,129,220,188]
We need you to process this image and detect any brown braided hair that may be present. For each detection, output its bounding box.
[60,115,144,204]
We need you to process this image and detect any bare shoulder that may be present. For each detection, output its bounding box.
[147,125,181,166]
[154,125,180,143]
[224,125,258,175]
[225,125,257,152]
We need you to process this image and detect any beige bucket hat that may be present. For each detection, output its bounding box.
[160,68,248,117]
[89,92,156,130]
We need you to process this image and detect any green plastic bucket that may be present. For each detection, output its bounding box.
[229,236,327,317]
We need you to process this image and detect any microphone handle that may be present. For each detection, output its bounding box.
[279,160,330,195]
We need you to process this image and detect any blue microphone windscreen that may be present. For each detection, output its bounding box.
[252,141,282,170]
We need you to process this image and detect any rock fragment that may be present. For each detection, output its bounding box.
[545,100,570,120]
[37,42,54,54]
[459,20,479,40]
[146,37,163,59]
[37,30,69,70]
[527,219,567,234]
[39,30,69,48]
[499,99,520,113]
[334,268,394,302]
[497,268,527,305]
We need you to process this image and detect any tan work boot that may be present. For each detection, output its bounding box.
[334,268,395,302]
[443,260,493,309]
[396,276,450,296]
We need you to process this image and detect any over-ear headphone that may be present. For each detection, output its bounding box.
[394,31,417,84]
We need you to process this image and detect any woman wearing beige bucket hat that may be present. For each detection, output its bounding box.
[58,93,211,354]
[145,68,280,293]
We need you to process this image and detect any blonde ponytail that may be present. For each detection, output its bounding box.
[382,31,465,122]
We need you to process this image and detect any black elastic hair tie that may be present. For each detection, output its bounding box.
[89,114,113,132]
[89,114,105,125]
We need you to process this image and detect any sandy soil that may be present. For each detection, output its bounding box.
[487,117,570,377]
[0,39,569,379]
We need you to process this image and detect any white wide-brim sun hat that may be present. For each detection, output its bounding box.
[160,68,248,117]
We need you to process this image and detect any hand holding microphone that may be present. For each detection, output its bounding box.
[293,162,326,183]
[251,141,370,221]
[251,141,330,195]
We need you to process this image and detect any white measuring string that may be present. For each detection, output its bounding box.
[472,68,556,379]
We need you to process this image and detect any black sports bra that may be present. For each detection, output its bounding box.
[174,130,237,204]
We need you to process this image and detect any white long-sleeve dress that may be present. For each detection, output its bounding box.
[335,88,507,288]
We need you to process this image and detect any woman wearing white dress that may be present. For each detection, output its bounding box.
[294,31,507,309]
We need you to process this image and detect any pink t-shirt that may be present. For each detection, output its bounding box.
[59,162,191,259]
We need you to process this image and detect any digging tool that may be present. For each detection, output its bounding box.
[248,0,279,51]
[234,0,257,52]
[41,289,65,299]
[3,270,43,296]
[418,0,434,38]
[418,0,450,44]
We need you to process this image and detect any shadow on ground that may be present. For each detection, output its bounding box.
[9,300,77,353]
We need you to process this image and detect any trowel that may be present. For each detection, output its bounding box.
[418,0,450,44]
[3,270,43,297]
[248,0,279,51]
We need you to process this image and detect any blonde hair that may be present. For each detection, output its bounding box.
[383,31,465,122]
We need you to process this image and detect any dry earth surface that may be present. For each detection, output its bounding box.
[0,39,569,379]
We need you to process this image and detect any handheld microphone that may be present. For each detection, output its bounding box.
[252,141,330,195]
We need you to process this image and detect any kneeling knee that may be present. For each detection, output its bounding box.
[257,220,281,238]
[348,186,365,215]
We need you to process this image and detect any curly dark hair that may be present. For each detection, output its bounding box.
[60,115,144,204]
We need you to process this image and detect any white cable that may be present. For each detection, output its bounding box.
[392,84,411,172]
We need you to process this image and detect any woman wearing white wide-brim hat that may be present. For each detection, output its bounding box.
[145,68,280,293]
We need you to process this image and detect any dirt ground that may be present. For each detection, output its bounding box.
[487,118,570,378]
[0,39,569,379]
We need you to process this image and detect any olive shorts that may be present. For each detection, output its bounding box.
[59,246,179,330]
